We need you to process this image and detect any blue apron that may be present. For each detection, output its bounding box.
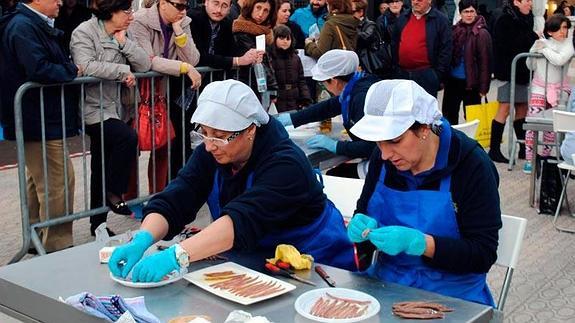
[365,130,495,306]
[339,71,364,128]
[207,170,356,271]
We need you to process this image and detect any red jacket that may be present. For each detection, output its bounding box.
[451,16,492,94]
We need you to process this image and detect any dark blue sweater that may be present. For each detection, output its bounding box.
[289,74,380,159]
[143,117,326,250]
[356,127,502,273]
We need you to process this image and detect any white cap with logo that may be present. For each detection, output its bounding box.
[311,49,359,81]
[191,79,270,132]
[350,80,443,142]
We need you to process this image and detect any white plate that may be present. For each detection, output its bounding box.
[286,123,319,139]
[109,270,185,288]
[183,262,296,305]
[294,288,380,322]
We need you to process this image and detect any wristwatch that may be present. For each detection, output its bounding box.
[173,244,190,268]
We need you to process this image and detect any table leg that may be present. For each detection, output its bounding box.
[529,130,539,207]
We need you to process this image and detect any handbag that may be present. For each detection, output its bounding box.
[134,78,175,151]
[465,98,499,148]
[538,156,563,214]
[334,25,347,50]
[357,21,392,78]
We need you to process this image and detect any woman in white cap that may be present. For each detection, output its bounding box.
[277,49,379,178]
[108,79,355,282]
[347,80,501,306]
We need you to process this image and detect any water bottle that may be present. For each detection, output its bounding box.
[253,63,267,93]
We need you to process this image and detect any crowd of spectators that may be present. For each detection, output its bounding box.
[0,0,571,252]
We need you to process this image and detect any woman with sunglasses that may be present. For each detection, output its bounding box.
[124,0,201,200]
[70,0,151,236]
[108,80,356,282]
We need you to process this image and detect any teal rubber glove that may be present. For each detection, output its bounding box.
[131,245,180,282]
[347,213,378,243]
[306,134,338,153]
[108,230,153,278]
[368,226,426,256]
[276,113,293,127]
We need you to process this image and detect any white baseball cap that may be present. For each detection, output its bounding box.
[350,80,442,142]
[311,49,359,81]
[191,80,269,132]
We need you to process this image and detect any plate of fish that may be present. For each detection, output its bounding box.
[109,269,185,288]
[183,262,296,305]
[294,288,380,322]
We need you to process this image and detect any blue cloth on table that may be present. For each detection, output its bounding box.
[65,292,160,323]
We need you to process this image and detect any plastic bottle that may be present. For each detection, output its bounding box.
[253,63,267,93]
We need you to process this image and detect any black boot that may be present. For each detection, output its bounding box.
[513,118,526,159]
[488,120,510,163]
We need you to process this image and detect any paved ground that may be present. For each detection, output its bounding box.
[1,82,575,322]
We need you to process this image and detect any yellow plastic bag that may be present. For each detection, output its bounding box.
[465,99,499,148]
[266,244,314,270]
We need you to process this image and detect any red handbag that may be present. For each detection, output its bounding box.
[134,78,175,151]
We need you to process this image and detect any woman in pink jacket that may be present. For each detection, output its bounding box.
[127,0,201,198]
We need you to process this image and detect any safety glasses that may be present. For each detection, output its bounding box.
[190,127,244,148]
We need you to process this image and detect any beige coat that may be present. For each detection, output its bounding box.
[70,17,151,125]
[128,5,200,76]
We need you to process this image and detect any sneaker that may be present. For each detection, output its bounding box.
[523,162,532,174]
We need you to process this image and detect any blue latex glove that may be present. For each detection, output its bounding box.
[108,230,154,278]
[347,213,378,243]
[368,226,426,256]
[276,113,293,127]
[306,134,338,153]
[131,245,180,282]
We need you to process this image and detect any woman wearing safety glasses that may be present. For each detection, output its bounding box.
[108,80,355,282]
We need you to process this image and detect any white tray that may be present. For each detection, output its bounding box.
[294,288,380,322]
[183,262,296,305]
[286,123,320,139]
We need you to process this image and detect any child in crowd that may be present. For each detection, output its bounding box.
[524,14,574,173]
[269,25,311,112]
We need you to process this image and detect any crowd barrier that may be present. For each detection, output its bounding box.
[9,66,247,263]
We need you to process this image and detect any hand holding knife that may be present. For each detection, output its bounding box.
[315,265,336,287]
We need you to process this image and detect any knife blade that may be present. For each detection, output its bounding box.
[315,265,336,287]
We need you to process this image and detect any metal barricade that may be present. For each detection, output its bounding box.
[9,66,247,263]
[507,52,572,170]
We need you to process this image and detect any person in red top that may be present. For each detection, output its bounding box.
[390,0,452,97]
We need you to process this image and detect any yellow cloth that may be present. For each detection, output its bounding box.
[266,244,314,270]
[179,62,189,74]
[174,33,188,47]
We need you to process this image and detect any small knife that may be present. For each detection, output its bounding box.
[315,265,336,287]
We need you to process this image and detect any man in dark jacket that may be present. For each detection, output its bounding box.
[488,0,538,163]
[391,0,452,97]
[0,0,79,252]
[276,50,379,178]
[188,0,258,71]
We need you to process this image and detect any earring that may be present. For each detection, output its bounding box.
[248,137,253,141]
[422,136,427,140]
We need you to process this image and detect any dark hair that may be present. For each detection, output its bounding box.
[409,121,442,136]
[330,72,355,82]
[273,24,296,52]
[91,0,132,20]
[353,0,368,12]
[544,14,571,38]
[326,0,354,15]
[277,0,294,9]
[458,0,477,12]
[241,0,276,26]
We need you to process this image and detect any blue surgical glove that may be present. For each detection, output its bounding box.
[108,230,154,278]
[276,113,293,127]
[368,226,426,256]
[347,213,378,243]
[131,245,180,282]
[306,134,338,153]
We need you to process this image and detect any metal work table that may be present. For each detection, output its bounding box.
[0,241,495,322]
[524,115,555,207]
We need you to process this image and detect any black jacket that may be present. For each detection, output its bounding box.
[392,8,452,80]
[290,73,380,159]
[143,117,327,251]
[188,6,236,70]
[492,4,538,84]
[0,4,78,141]
[356,126,502,274]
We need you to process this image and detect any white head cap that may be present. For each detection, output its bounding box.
[350,80,442,141]
[311,49,359,81]
[191,80,269,132]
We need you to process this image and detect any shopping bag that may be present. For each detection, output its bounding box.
[465,98,499,148]
[537,156,563,215]
[134,78,175,151]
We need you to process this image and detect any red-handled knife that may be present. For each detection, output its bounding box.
[315,265,336,287]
